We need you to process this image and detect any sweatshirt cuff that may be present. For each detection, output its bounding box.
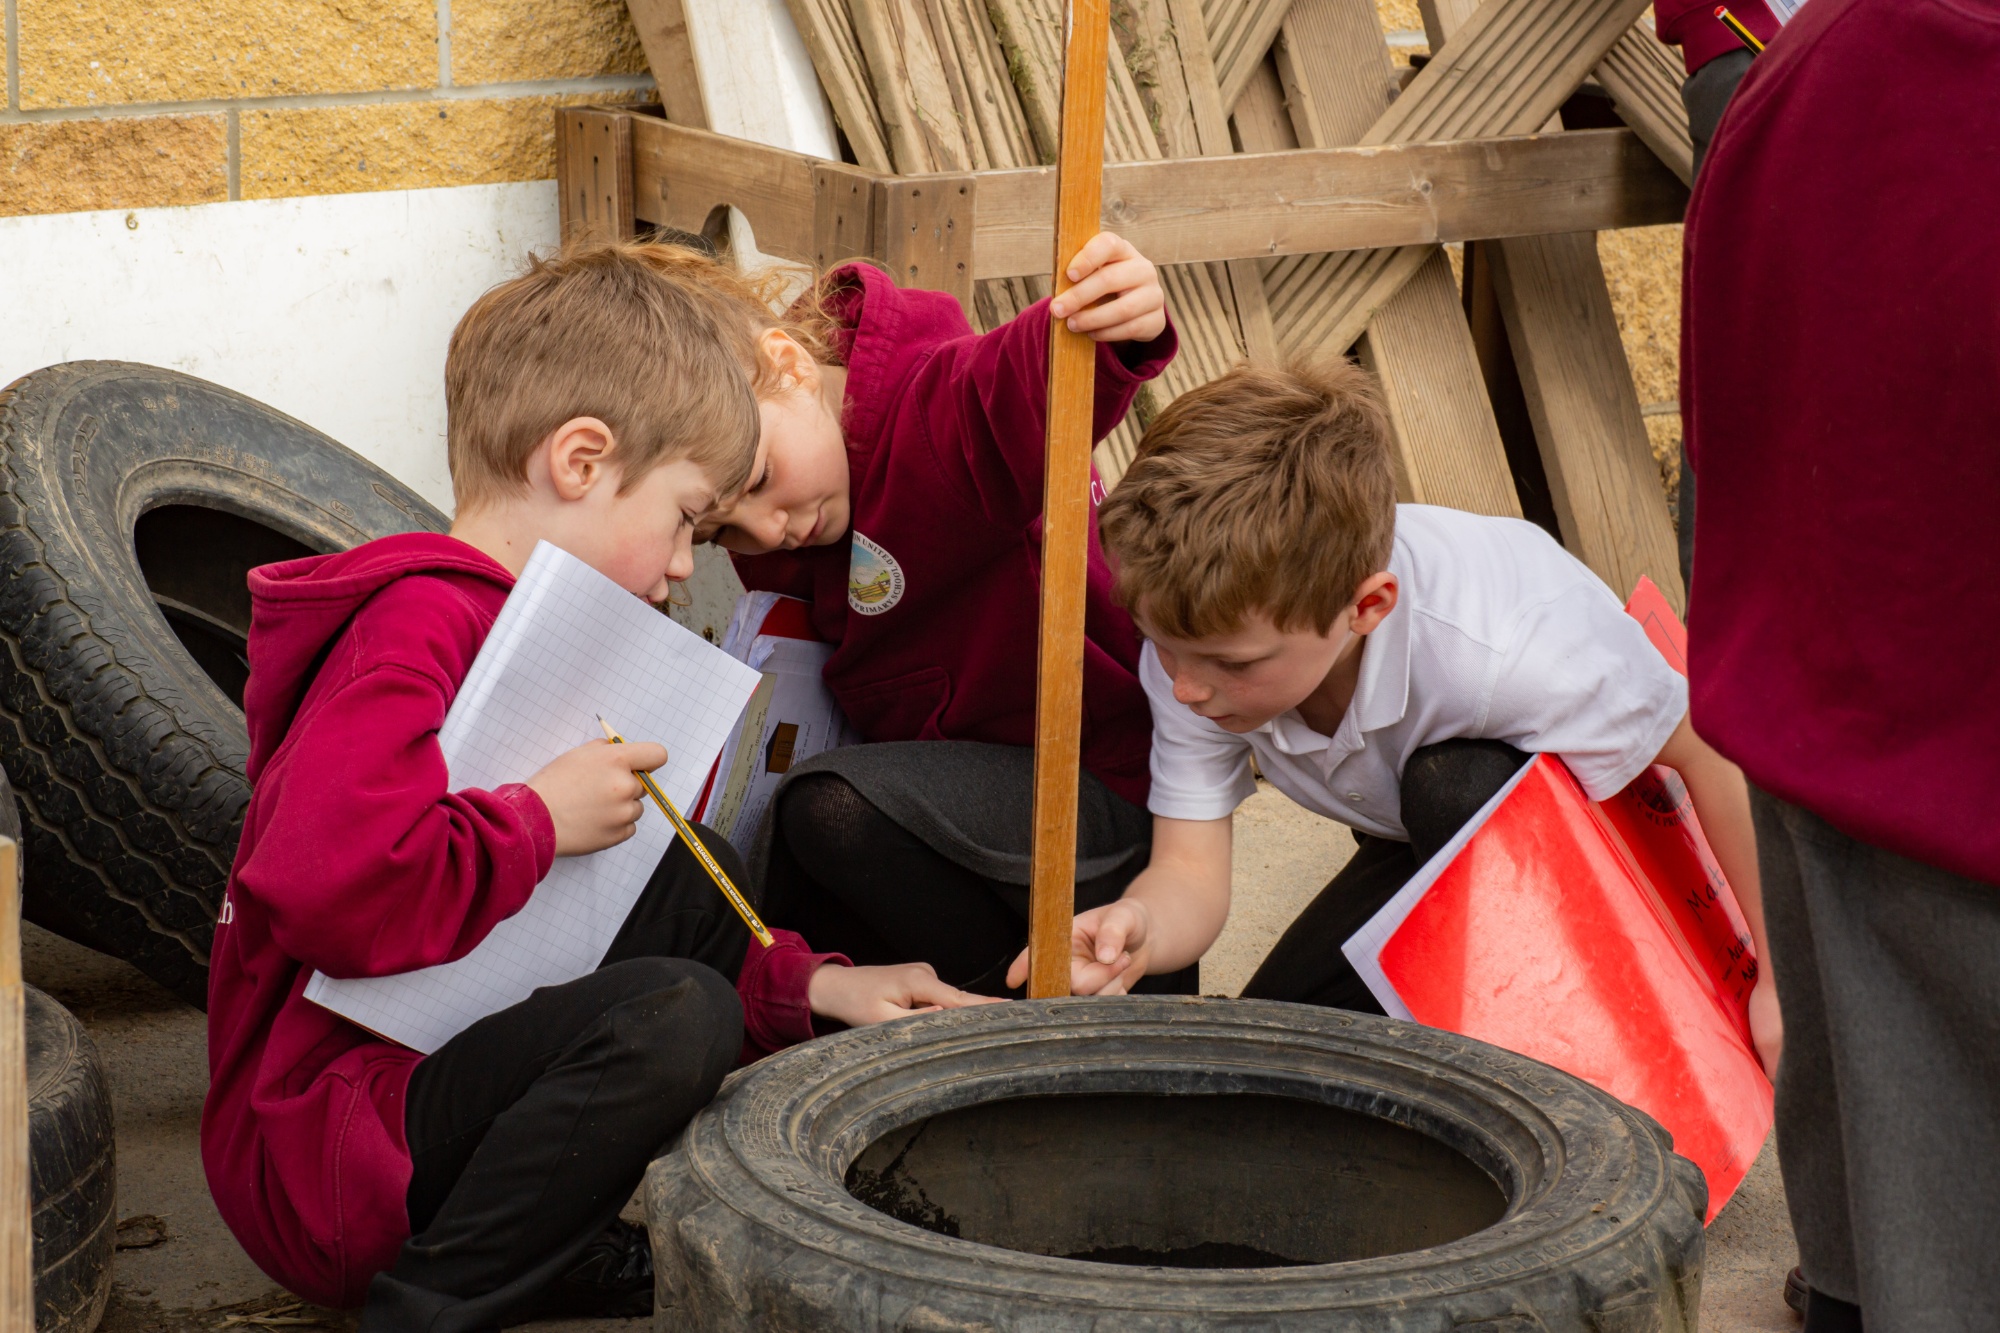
[736,928,850,1063]
[1660,0,1776,74]
[494,783,557,880]
[1101,313,1178,386]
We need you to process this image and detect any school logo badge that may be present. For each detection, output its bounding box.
[847,531,906,615]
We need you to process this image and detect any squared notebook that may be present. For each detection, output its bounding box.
[1342,580,1772,1219]
[304,541,762,1054]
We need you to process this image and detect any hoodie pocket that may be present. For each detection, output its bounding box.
[838,666,952,743]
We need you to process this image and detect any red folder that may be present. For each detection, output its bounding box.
[1343,580,1772,1219]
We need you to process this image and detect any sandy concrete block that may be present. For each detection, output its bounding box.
[449,0,648,86]
[14,0,436,109]
[1205,782,1354,998]
[1598,223,1684,410]
[1375,0,1426,32]
[0,114,228,218]
[238,96,597,199]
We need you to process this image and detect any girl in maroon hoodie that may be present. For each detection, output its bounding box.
[202,243,989,1330]
[695,233,1188,995]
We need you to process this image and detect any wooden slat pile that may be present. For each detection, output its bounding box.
[623,0,1696,607]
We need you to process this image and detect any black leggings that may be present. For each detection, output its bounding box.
[762,775,1198,996]
[1242,739,1529,1010]
[359,826,754,1332]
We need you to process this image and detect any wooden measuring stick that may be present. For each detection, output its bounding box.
[0,838,29,1326]
[1026,0,1112,1000]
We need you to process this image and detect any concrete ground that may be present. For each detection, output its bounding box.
[27,781,1798,1332]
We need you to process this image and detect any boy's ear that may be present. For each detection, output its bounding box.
[544,416,618,501]
[1349,572,1399,635]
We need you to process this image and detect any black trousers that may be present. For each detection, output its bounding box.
[1241,740,1529,1010]
[762,773,1198,996]
[359,826,754,1333]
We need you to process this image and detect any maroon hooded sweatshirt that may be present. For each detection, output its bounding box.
[732,264,1177,806]
[203,532,836,1306]
[1682,0,2000,884]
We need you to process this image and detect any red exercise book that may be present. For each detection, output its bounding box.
[1342,579,1772,1219]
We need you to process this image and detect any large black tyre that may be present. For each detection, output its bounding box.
[0,363,446,1006]
[648,998,1708,1331]
[27,984,116,1333]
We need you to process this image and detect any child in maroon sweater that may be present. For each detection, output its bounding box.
[202,243,987,1330]
[697,233,1185,995]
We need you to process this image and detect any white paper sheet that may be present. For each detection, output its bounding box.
[701,592,858,846]
[304,541,761,1053]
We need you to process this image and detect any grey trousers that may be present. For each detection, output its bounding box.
[1753,787,2000,1328]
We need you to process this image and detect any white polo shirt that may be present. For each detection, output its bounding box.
[1142,504,1688,838]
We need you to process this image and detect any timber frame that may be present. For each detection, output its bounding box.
[556,105,1685,319]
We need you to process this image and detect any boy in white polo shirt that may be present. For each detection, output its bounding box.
[1010,360,1779,1070]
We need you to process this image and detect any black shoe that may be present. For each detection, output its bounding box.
[1803,1287,1864,1333]
[525,1219,654,1320]
[1785,1266,1809,1317]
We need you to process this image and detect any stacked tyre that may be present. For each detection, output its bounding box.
[0,363,446,1006]
[0,761,118,1332]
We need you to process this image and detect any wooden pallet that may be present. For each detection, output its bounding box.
[577,0,1695,608]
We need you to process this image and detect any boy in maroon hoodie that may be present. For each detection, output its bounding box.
[202,242,989,1330]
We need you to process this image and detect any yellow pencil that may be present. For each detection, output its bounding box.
[598,715,776,947]
[1714,6,1765,53]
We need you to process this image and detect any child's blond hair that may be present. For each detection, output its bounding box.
[445,239,823,510]
[1099,359,1397,639]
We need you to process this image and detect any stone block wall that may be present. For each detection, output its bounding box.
[0,0,654,215]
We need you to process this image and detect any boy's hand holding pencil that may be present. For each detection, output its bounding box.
[526,737,668,856]
[600,715,1001,1024]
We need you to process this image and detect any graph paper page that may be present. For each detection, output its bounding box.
[303,541,761,1053]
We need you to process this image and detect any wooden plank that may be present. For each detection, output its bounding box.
[1593,23,1694,185]
[630,116,824,261]
[1375,0,1656,147]
[1136,0,1278,363]
[1358,251,1520,514]
[1230,52,1300,153]
[813,161,880,269]
[854,0,973,172]
[1418,0,1682,606]
[1269,0,1397,139]
[988,0,1250,420]
[557,108,638,244]
[961,127,1685,277]
[1028,0,1111,1001]
[626,0,710,129]
[627,110,1684,273]
[1204,0,1295,112]
[1488,231,1681,603]
[879,174,978,315]
[0,839,27,1331]
[1268,0,1518,518]
[782,0,896,171]
[1253,0,1659,346]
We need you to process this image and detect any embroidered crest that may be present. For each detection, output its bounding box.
[847,531,906,615]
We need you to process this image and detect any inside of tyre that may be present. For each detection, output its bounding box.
[843,1092,1507,1267]
[133,504,318,708]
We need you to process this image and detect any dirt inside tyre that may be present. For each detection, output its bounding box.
[647,998,1708,1331]
[0,363,446,1006]
[27,984,116,1333]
